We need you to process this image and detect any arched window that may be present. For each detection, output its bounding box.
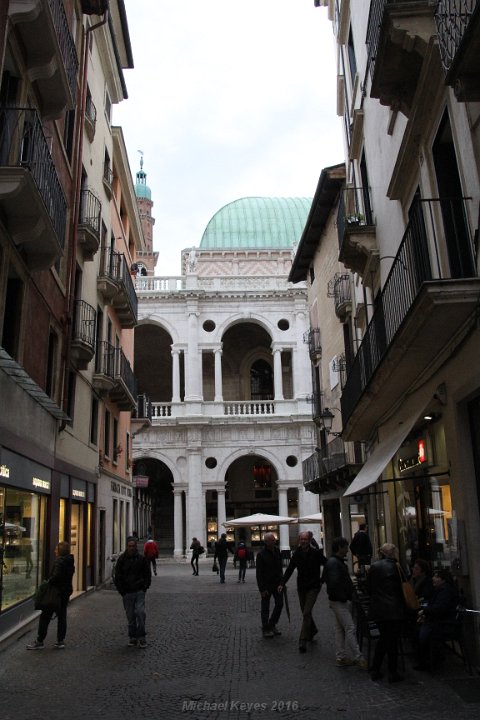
[250,359,273,400]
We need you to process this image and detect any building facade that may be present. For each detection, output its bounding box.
[308,0,480,656]
[0,0,142,636]
[133,197,321,555]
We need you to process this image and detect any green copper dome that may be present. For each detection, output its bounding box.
[200,197,312,250]
[135,156,151,200]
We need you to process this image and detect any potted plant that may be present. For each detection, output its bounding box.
[346,213,365,225]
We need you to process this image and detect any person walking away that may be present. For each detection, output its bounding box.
[256,532,284,638]
[279,531,326,652]
[114,536,151,648]
[349,523,373,575]
[214,533,232,583]
[190,537,203,576]
[367,543,405,682]
[235,541,248,583]
[143,537,159,576]
[322,537,367,669]
[27,541,75,650]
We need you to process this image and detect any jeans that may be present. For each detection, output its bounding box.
[38,600,68,642]
[191,555,199,574]
[123,590,146,639]
[298,588,319,642]
[329,600,362,661]
[218,556,227,582]
[238,562,246,582]
[261,589,284,630]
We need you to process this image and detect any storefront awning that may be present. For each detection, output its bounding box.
[343,389,432,497]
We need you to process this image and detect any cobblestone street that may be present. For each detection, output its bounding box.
[1,561,479,720]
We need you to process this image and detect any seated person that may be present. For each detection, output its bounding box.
[410,559,434,603]
[415,568,458,671]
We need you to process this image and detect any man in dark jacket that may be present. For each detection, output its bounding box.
[322,537,366,668]
[114,536,151,647]
[27,541,75,650]
[349,523,373,574]
[415,568,458,671]
[256,532,284,638]
[279,531,326,652]
[214,533,232,584]
[367,543,405,682]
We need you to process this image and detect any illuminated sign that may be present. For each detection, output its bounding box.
[72,488,86,499]
[398,439,427,473]
[0,464,10,479]
[418,439,426,464]
[133,475,149,488]
[32,476,50,490]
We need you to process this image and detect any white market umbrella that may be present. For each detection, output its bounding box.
[0,522,27,532]
[223,512,297,528]
[297,512,323,523]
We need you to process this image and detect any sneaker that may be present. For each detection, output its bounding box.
[355,658,368,670]
[272,626,282,636]
[26,640,44,650]
[299,642,307,653]
[335,658,355,667]
[263,629,274,638]
[54,642,65,649]
[128,638,137,647]
[138,639,147,648]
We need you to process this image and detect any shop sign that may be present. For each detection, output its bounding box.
[32,476,50,491]
[0,464,10,478]
[133,475,149,488]
[1,449,51,494]
[71,478,87,501]
[111,480,133,497]
[398,439,427,473]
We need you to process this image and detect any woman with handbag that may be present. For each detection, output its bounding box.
[27,541,75,650]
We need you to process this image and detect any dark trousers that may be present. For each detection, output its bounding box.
[191,555,199,574]
[149,558,157,575]
[38,600,68,643]
[261,589,283,630]
[372,620,402,674]
[238,561,247,581]
[218,556,227,582]
[298,588,319,642]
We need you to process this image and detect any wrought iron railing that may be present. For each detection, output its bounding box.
[435,0,477,74]
[341,196,474,424]
[95,340,115,378]
[0,107,67,249]
[94,341,137,399]
[72,299,96,349]
[99,247,138,320]
[48,0,79,104]
[302,438,361,486]
[134,394,153,421]
[79,188,101,235]
[303,328,322,359]
[337,186,373,250]
[115,347,137,399]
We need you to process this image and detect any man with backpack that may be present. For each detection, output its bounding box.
[235,541,248,583]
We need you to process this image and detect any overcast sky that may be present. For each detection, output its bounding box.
[113,0,344,276]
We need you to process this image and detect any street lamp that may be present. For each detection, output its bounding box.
[320,408,342,437]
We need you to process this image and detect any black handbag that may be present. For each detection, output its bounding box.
[34,581,61,613]
[212,561,219,572]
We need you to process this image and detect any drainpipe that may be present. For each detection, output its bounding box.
[60,7,109,431]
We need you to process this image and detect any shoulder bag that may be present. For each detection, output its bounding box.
[34,581,62,613]
[397,563,420,611]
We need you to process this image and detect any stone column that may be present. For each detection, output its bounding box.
[171,347,181,402]
[277,485,290,551]
[272,346,284,400]
[217,488,227,533]
[293,305,311,399]
[214,346,223,402]
[173,486,184,558]
[186,446,203,542]
[185,304,202,401]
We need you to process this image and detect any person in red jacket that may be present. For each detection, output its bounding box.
[143,537,159,576]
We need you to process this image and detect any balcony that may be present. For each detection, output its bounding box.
[131,394,153,432]
[303,328,322,361]
[337,187,378,282]
[92,342,137,411]
[366,0,437,115]
[70,299,96,370]
[81,0,109,14]
[0,107,67,270]
[302,438,363,495]
[109,347,137,411]
[435,0,480,101]
[78,189,101,260]
[328,273,352,321]
[341,196,480,440]
[97,248,138,327]
[9,0,78,119]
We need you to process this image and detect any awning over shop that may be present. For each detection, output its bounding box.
[343,389,432,497]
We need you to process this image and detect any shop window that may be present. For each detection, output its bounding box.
[0,488,47,612]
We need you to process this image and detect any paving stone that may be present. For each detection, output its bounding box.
[0,562,478,720]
